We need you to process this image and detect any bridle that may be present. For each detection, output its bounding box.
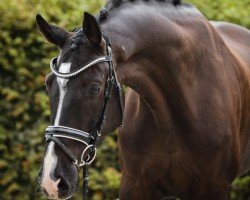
[44,35,124,199]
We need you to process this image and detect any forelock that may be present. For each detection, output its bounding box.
[70,28,86,50]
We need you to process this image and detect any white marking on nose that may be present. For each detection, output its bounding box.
[54,62,71,126]
[41,142,60,199]
[41,62,71,198]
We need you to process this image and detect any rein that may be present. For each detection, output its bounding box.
[44,36,123,199]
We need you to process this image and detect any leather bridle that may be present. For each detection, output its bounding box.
[44,36,123,199]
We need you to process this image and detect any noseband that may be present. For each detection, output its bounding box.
[44,36,123,199]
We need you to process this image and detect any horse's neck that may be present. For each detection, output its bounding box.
[101,5,230,132]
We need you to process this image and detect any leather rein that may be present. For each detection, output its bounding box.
[44,36,123,199]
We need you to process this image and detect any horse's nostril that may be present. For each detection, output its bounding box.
[58,177,70,192]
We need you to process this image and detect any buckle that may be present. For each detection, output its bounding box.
[79,145,97,167]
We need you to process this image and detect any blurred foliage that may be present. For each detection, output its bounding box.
[0,0,249,199]
[189,0,250,28]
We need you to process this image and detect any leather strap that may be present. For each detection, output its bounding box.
[50,56,112,79]
[46,135,78,164]
[45,126,92,145]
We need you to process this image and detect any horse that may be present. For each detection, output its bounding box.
[36,0,250,199]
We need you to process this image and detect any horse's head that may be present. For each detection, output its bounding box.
[36,12,123,199]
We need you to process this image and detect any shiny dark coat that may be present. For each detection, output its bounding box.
[100,1,250,199]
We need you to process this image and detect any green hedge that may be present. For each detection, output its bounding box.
[0,0,249,199]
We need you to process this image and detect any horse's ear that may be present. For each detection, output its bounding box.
[36,14,68,47]
[82,12,102,46]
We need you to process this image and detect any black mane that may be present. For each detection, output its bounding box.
[99,0,182,21]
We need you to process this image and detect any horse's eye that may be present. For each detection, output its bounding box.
[89,86,101,95]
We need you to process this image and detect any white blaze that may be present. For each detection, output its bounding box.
[41,142,60,198]
[54,63,71,125]
[41,62,71,198]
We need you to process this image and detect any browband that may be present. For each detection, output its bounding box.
[50,54,112,79]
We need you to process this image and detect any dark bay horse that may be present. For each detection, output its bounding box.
[36,0,250,199]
